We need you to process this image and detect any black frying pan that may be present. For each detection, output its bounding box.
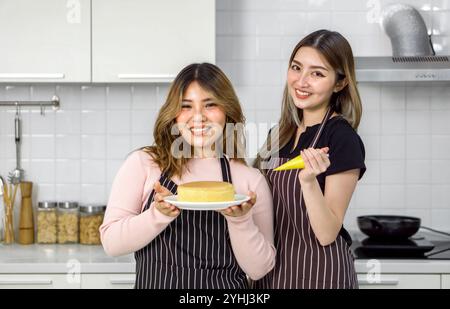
[357,215,421,239]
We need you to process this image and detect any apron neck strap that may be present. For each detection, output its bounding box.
[220,156,233,184]
[309,106,333,148]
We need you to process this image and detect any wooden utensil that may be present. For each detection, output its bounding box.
[0,176,7,243]
[1,177,14,244]
[18,181,34,244]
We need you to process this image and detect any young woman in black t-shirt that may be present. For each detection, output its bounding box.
[254,30,366,289]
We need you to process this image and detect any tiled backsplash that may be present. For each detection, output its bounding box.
[1,0,450,230]
[0,84,168,206]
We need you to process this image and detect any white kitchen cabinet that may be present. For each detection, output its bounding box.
[81,273,135,289]
[0,0,91,83]
[0,274,80,289]
[357,273,441,289]
[442,275,450,289]
[92,0,215,83]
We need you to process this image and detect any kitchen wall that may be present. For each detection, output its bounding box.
[1,0,450,231]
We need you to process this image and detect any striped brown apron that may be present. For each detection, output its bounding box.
[134,157,248,289]
[254,108,358,289]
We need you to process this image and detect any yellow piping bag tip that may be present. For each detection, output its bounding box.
[273,155,305,171]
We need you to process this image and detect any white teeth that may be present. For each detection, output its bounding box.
[190,127,210,134]
[296,89,311,96]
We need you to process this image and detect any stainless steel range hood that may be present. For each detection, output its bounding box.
[355,55,450,82]
[356,4,450,82]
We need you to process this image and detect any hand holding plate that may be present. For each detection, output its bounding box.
[154,181,180,217]
[219,191,256,217]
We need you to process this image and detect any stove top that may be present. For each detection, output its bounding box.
[351,235,450,259]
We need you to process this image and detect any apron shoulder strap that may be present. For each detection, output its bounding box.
[309,106,334,148]
[159,171,178,194]
[220,156,233,184]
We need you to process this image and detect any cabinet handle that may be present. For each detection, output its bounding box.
[117,74,175,82]
[109,277,135,285]
[0,278,53,285]
[358,277,399,286]
[0,73,65,79]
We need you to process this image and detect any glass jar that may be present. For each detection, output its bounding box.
[79,205,106,245]
[57,202,79,244]
[37,201,57,244]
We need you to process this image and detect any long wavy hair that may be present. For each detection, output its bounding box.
[142,63,247,178]
[254,29,362,170]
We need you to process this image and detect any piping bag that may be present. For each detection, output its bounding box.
[273,155,305,171]
[273,148,329,171]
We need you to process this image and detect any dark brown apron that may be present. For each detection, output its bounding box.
[254,108,358,289]
[135,157,248,289]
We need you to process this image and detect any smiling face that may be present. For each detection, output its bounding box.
[287,46,344,113]
[175,81,226,152]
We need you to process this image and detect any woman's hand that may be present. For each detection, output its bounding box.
[219,191,257,217]
[298,147,330,184]
[154,181,180,217]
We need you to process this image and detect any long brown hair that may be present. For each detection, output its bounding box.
[142,63,247,178]
[254,29,362,169]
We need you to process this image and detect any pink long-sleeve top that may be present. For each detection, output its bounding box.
[100,150,276,280]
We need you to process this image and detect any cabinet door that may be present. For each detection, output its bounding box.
[0,274,80,289]
[442,275,450,289]
[81,273,135,289]
[0,0,91,82]
[357,273,441,289]
[92,0,215,82]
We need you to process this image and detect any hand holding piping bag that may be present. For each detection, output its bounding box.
[298,147,330,183]
[274,147,330,171]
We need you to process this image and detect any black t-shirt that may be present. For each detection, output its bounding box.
[279,115,366,189]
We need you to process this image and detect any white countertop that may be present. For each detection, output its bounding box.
[1,230,450,274]
[0,243,135,273]
[354,259,450,274]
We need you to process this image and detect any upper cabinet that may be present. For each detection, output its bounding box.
[0,0,215,83]
[0,0,91,83]
[92,0,215,83]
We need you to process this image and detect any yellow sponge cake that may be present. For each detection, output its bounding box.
[178,181,235,202]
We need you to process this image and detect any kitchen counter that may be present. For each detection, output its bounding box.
[354,258,450,274]
[1,229,450,275]
[0,243,135,273]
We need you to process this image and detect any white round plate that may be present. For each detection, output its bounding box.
[163,194,250,210]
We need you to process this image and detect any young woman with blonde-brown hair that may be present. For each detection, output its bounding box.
[100,63,275,289]
[253,30,366,289]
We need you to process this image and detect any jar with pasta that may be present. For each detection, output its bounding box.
[37,201,57,244]
[79,205,106,245]
[57,202,79,244]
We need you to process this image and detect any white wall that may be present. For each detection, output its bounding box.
[215,0,450,230]
[1,0,450,231]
